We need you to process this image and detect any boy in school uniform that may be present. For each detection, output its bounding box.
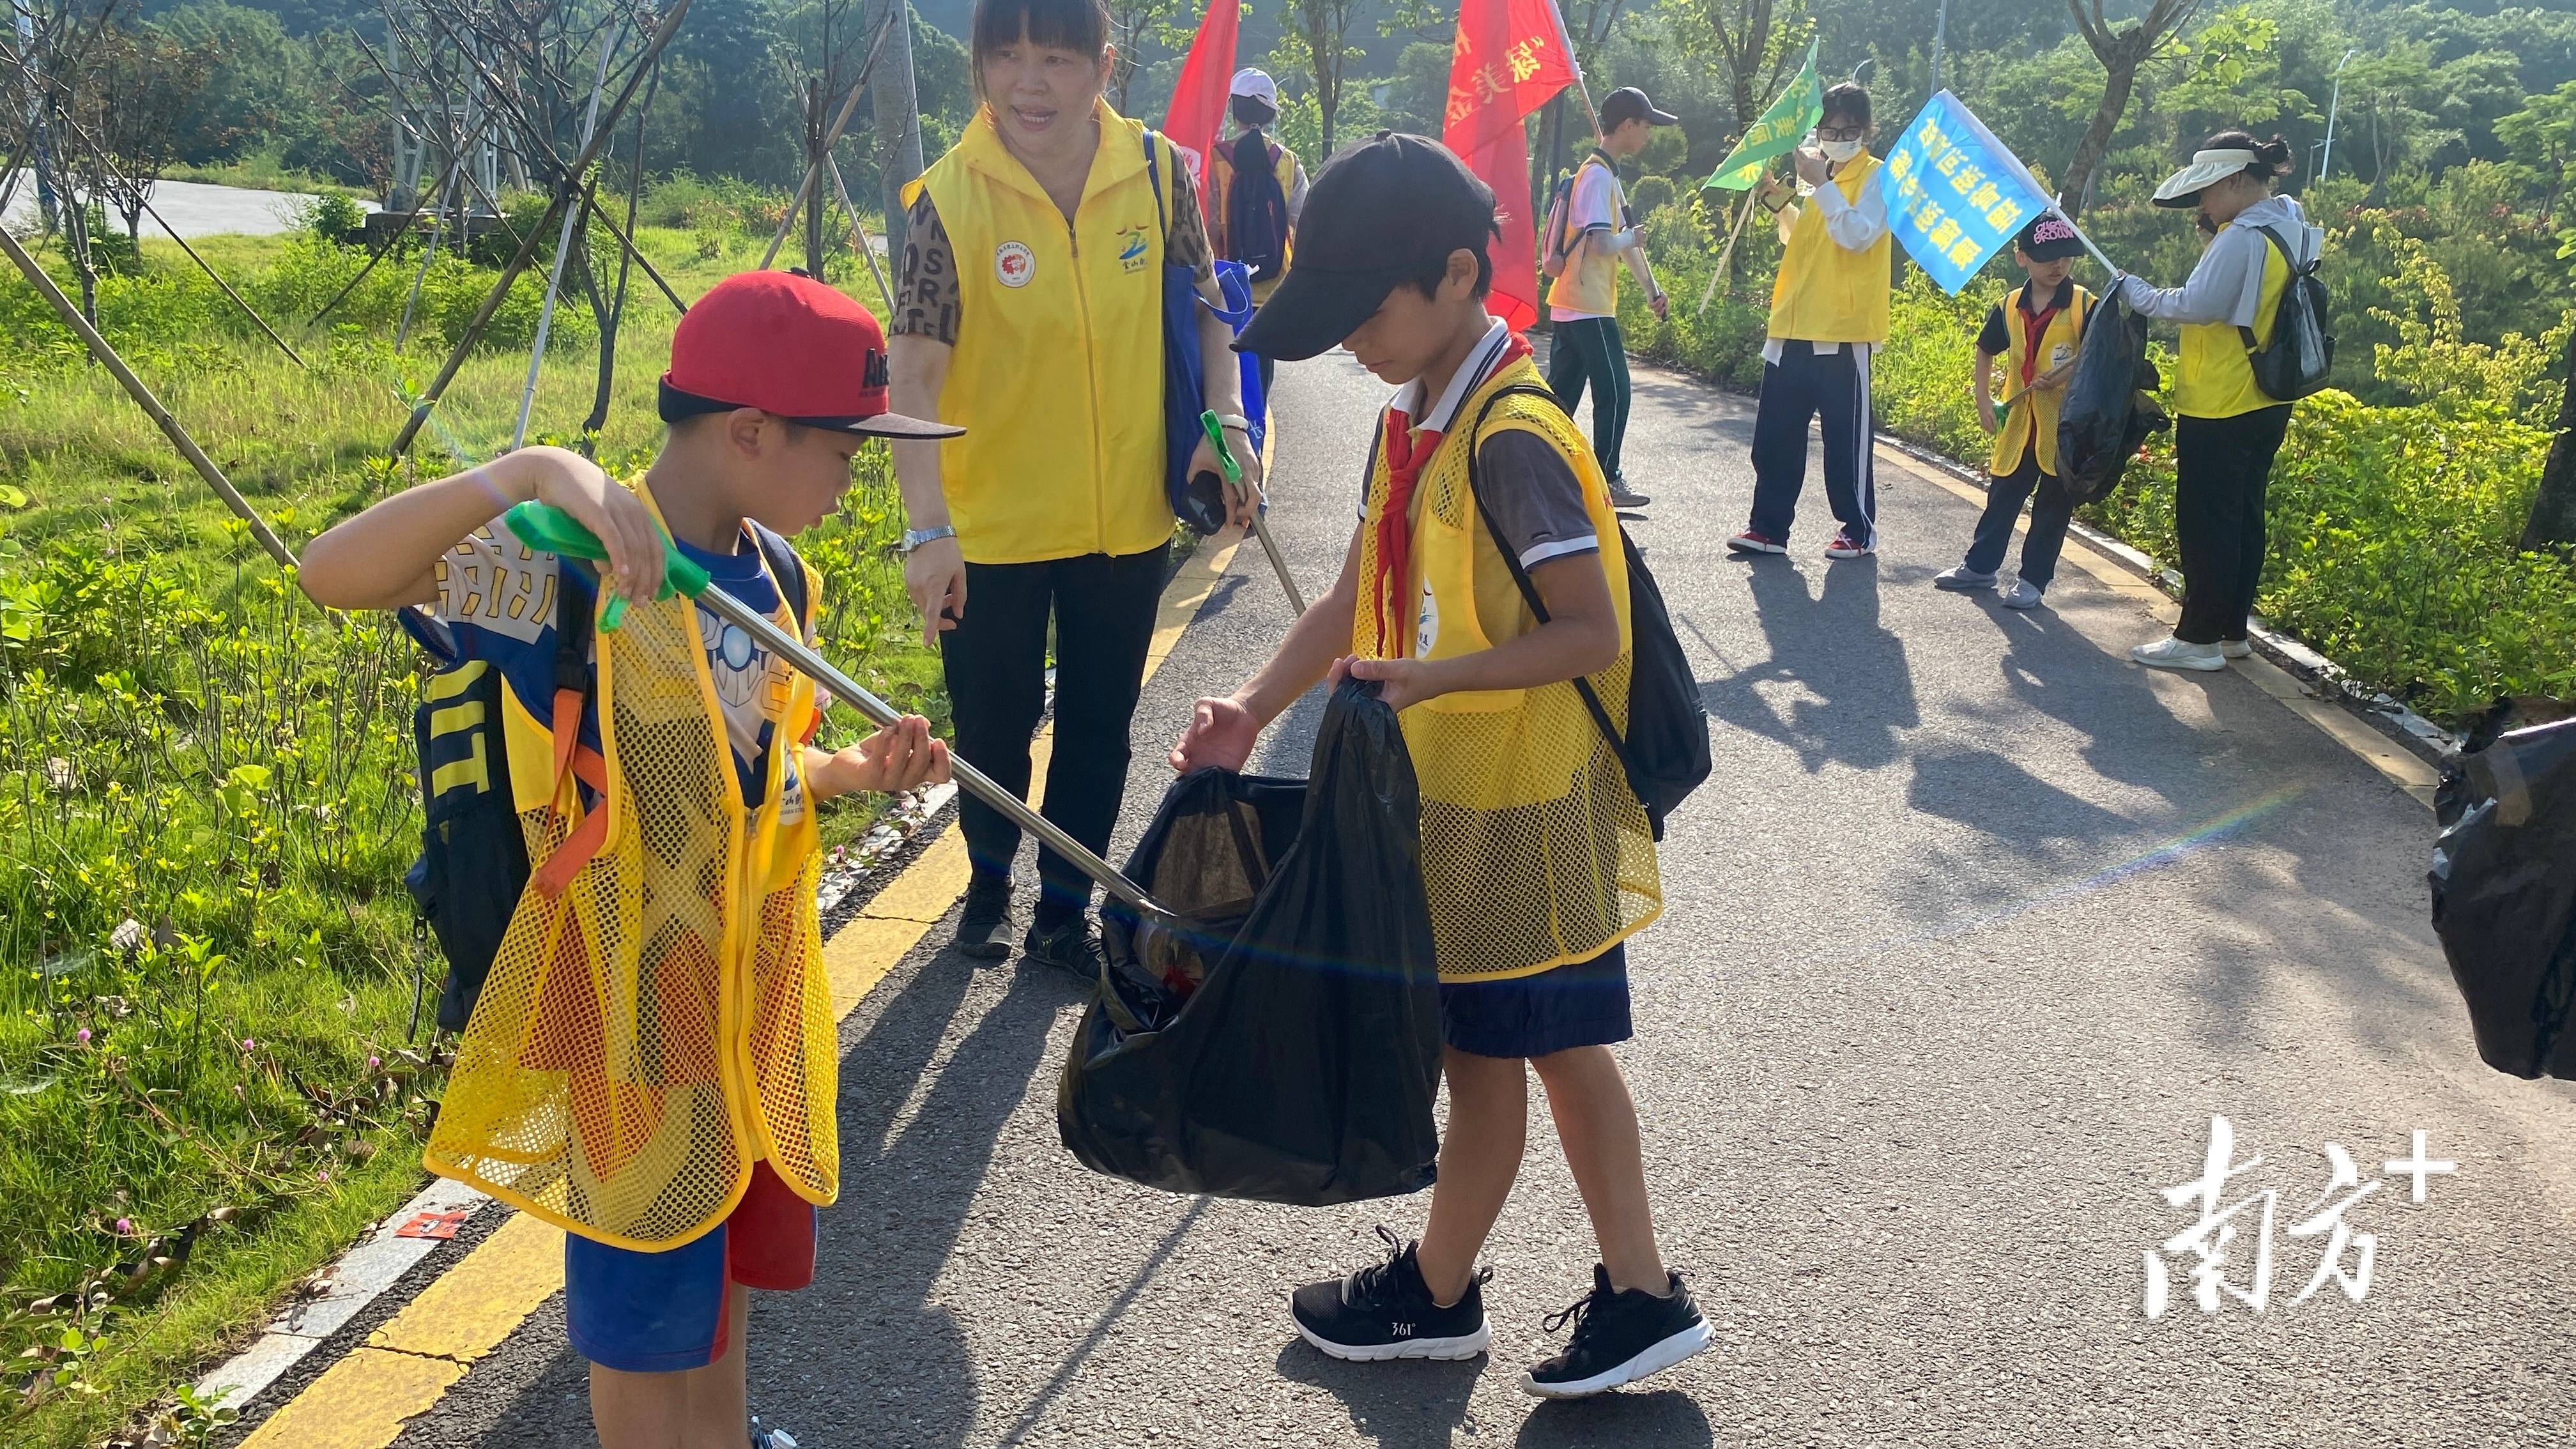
[298,272,958,1449]
[1173,132,1712,1399]
[1544,86,1676,511]
[1731,82,1890,561]
[1936,215,2094,608]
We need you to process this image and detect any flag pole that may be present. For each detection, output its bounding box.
[1697,181,1761,317]
[1538,0,1603,142]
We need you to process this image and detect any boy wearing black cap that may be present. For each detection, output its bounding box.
[1936,215,2094,609]
[1173,132,1710,1399]
[300,272,959,1449]
[1544,86,1676,511]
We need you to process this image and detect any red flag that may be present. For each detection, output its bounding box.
[1160,0,1242,205]
[1443,0,1578,332]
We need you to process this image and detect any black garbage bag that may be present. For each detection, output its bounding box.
[2428,717,2576,1079]
[2057,288,2172,505]
[1057,682,1445,1205]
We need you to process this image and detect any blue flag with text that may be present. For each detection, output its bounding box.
[1880,90,2054,295]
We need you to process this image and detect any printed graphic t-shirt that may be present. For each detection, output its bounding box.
[429,518,825,823]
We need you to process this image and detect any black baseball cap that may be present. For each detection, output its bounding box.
[1598,87,1679,130]
[1233,131,1498,363]
[2015,215,2084,263]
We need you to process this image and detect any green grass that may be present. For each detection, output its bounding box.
[157,153,369,200]
[1,216,929,1447]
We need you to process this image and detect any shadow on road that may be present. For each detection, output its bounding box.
[1703,554,1919,775]
[1273,1340,1484,1448]
[1515,1388,1713,1447]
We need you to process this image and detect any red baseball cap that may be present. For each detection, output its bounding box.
[659,270,962,439]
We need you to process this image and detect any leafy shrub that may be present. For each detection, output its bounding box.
[302,192,366,247]
[1629,175,1676,218]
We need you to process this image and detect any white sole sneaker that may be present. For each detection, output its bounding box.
[1296,1319,1491,1363]
[1519,1319,1715,1399]
[2221,640,2253,658]
[2130,641,2227,672]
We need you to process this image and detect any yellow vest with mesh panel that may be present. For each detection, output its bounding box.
[1768,151,1891,344]
[1352,355,1662,983]
[1988,284,2092,478]
[425,486,838,1251]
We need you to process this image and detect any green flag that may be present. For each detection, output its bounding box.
[1703,42,1824,190]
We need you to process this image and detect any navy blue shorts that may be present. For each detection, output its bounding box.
[563,1161,816,1374]
[1439,942,1632,1059]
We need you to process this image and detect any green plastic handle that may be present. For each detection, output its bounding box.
[1198,410,1241,487]
[503,502,710,630]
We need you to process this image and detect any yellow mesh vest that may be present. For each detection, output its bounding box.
[1352,356,1662,983]
[1768,152,1892,344]
[2176,230,2291,419]
[427,489,837,1250]
[908,103,1173,566]
[1987,284,2091,478]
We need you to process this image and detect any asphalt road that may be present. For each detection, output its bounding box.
[2,172,373,236]
[371,351,2576,1448]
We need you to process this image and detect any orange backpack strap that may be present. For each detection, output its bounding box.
[532,568,611,900]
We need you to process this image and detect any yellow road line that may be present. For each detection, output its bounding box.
[1881,445,2440,807]
[250,529,1247,1446]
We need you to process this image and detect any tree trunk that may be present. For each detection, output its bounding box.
[2522,325,2576,553]
[2057,57,2138,218]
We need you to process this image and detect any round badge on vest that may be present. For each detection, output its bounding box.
[995,240,1035,288]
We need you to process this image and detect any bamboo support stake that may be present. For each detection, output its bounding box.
[760,6,899,270]
[385,0,694,463]
[512,21,621,450]
[825,154,893,308]
[0,224,296,569]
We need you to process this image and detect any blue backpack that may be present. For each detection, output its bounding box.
[1146,131,1265,536]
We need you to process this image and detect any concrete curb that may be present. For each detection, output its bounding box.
[1872,431,2463,772]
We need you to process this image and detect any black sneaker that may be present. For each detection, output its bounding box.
[1290,1227,1492,1362]
[953,873,1013,960]
[1022,916,1105,984]
[1520,1265,1712,1399]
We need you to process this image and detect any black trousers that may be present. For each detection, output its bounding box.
[942,548,1166,924]
[1963,445,2075,590]
[1748,342,1876,546]
[1546,315,1632,482]
[2173,406,2292,645]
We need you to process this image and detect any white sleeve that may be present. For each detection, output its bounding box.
[2121,229,2262,327]
[1286,161,1310,228]
[1813,171,1889,252]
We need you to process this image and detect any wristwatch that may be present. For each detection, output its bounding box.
[898,525,956,555]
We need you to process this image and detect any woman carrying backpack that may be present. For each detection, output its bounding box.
[1208,68,1307,390]
[2116,130,2322,672]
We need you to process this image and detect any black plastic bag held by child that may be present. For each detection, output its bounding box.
[1057,682,1445,1205]
[2430,718,2576,1079]
[2056,288,2171,506]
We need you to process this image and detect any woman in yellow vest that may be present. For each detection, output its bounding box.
[1935,216,2092,609]
[889,0,1260,970]
[2116,130,2317,672]
[1733,82,1892,561]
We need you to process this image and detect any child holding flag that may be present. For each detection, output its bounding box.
[1730,82,1890,561]
[1174,132,1711,1399]
[1935,215,2093,608]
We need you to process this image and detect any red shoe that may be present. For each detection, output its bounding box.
[1727,528,1787,555]
[1823,530,1874,560]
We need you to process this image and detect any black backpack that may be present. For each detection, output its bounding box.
[403,526,809,1033]
[1223,132,1292,284]
[1463,385,1710,839]
[2241,224,2333,402]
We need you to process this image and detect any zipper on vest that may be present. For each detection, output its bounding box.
[1066,213,1110,549]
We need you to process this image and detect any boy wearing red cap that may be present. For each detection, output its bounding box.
[301,272,961,1449]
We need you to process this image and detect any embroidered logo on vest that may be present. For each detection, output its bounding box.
[995,240,1035,288]
[1117,223,1149,272]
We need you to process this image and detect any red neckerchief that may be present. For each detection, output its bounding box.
[2018,281,2067,388]
[1371,333,1535,654]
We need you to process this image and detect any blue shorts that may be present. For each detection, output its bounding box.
[1439,942,1632,1059]
[563,1161,817,1374]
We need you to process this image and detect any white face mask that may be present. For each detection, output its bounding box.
[1820,137,1865,164]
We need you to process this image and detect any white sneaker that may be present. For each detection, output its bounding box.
[2130,636,2227,671]
[1933,565,1997,592]
[2221,639,2253,659]
[1999,579,2044,610]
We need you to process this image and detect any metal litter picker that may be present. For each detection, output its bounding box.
[502,502,1186,938]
